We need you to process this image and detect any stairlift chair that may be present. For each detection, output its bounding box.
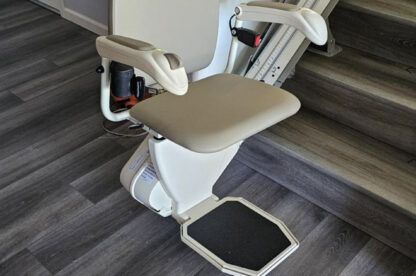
[96,1,327,275]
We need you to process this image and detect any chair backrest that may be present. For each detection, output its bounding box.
[110,0,220,73]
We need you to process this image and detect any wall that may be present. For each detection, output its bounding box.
[35,0,62,11]
[61,0,109,35]
[64,0,109,25]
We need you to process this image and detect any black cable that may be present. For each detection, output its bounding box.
[101,108,147,138]
[229,14,236,32]
[102,119,147,138]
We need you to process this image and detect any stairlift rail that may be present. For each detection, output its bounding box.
[245,0,335,85]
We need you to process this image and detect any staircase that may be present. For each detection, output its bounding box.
[237,0,416,261]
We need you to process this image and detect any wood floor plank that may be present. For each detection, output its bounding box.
[55,210,177,276]
[29,189,146,274]
[0,137,126,226]
[0,90,23,112]
[46,38,97,67]
[330,1,416,67]
[267,192,328,243]
[267,109,416,216]
[0,249,52,276]
[0,113,104,189]
[213,159,258,197]
[0,0,38,19]
[0,185,92,264]
[12,55,99,101]
[0,17,93,68]
[0,72,101,160]
[0,138,127,262]
[227,172,290,211]
[339,0,416,28]
[0,14,73,52]
[124,234,206,276]
[284,46,416,153]
[0,71,98,134]
[291,47,416,109]
[70,149,137,203]
[0,1,50,32]
[272,215,370,276]
[340,239,416,276]
[0,58,58,92]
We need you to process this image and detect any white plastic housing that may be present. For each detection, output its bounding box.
[149,137,241,219]
[120,135,172,217]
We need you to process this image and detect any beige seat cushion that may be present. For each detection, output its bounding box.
[130,74,300,153]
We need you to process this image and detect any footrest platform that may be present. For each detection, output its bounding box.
[181,197,299,276]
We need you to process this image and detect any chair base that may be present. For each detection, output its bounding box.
[181,197,299,276]
[121,137,298,275]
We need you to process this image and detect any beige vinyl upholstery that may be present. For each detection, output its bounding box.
[111,0,219,73]
[130,74,300,153]
[246,1,299,11]
[107,35,156,51]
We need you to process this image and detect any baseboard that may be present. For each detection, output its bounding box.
[61,7,108,35]
[30,0,61,14]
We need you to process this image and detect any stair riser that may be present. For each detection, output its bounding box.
[283,69,416,154]
[236,135,416,261]
[329,5,416,67]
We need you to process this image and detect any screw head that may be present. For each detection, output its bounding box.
[96,65,105,74]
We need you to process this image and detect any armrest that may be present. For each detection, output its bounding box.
[96,35,188,96]
[235,1,328,45]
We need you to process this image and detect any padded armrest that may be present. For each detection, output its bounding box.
[107,35,156,51]
[96,35,188,95]
[246,1,299,11]
[235,2,328,45]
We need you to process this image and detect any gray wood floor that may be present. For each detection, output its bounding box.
[330,0,416,67]
[0,1,415,275]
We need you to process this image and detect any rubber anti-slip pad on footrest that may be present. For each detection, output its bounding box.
[187,201,292,271]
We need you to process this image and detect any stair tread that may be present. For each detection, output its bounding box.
[263,109,416,217]
[340,0,416,27]
[298,46,416,111]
